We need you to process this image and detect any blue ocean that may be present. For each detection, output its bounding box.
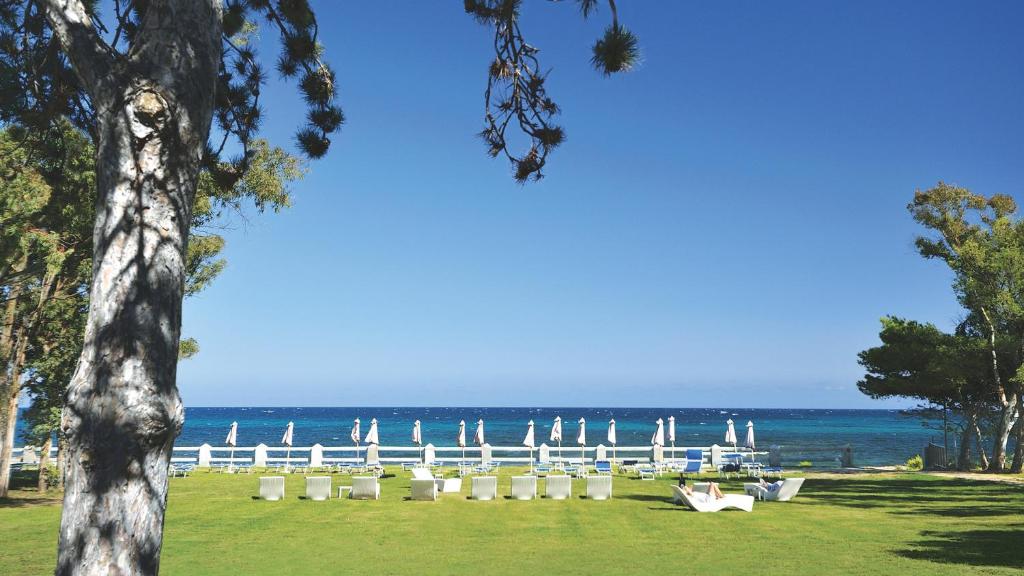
[17,407,940,467]
[127,407,941,467]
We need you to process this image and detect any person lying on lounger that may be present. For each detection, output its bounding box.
[758,478,783,493]
[678,477,724,500]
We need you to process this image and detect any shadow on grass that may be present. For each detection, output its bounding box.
[803,477,1024,515]
[619,494,671,503]
[895,525,1024,569]
[0,494,61,509]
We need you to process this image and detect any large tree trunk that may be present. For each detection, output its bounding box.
[45,2,222,574]
[38,435,53,493]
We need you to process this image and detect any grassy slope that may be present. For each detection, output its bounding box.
[1,470,1022,575]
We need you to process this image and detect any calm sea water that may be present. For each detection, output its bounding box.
[16,407,938,467]
[172,407,933,467]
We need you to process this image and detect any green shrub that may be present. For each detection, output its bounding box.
[905,455,924,471]
[797,460,812,467]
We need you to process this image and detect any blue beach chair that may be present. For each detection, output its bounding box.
[681,449,703,476]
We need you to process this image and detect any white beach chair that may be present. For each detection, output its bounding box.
[586,475,612,500]
[437,476,463,493]
[545,475,572,500]
[511,476,537,500]
[259,476,285,501]
[670,485,753,512]
[351,476,380,500]
[410,478,438,501]
[472,476,498,500]
[305,476,332,501]
[411,467,435,481]
[743,478,805,501]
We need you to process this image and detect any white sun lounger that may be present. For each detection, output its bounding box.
[545,475,572,500]
[511,475,537,500]
[351,476,380,500]
[305,476,332,501]
[744,478,805,501]
[670,485,753,512]
[410,478,438,501]
[586,475,612,500]
[472,476,498,500]
[259,476,285,501]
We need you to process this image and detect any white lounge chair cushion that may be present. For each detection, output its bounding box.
[259,476,285,501]
[351,477,380,500]
[586,475,612,500]
[671,485,753,512]
[545,475,572,500]
[411,467,435,481]
[305,476,332,501]
[511,476,537,500]
[744,478,805,501]
[472,476,498,500]
[410,478,438,501]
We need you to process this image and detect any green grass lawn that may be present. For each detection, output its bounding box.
[1,468,1022,575]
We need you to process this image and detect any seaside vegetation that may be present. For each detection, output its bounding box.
[858,184,1024,473]
[2,468,1023,575]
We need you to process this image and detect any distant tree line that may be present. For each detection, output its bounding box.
[858,183,1024,472]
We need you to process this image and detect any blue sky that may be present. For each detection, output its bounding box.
[177,1,1024,408]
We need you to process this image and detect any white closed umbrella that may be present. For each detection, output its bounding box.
[551,416,563,462]
[668,416,676,461]
[457,420,467,462]
[225,421,238,471]
[365,418,379,445]
[607,419,617,463]
[725,418,737,454]
[474,419,485,446]
[651,418,665,447]
[413,420,423,462]
[745,420,756,463]
[524,420,536,473]
[281,421,294,471]
[350,418,361,464]
[577,418,587,468]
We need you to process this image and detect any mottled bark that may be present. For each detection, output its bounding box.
[38,435,53,492]
[980,308,1016,472]
[43,1,222,574]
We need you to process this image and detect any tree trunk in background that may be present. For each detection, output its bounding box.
[1010,418,1024,473]
[975,423,990,470]
[990,395,1019,472]
[56,435,65,490]
[44,2,221,573]
[38,435,52,492]
[957,413,974,471]
[0,328,27,498]
[0,253,27,498]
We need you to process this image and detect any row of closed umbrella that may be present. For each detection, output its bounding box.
[223,417,757,456]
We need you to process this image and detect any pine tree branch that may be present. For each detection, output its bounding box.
[40,0,116,104]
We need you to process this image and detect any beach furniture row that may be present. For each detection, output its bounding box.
[257,474,614,502]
